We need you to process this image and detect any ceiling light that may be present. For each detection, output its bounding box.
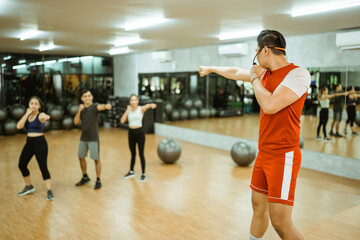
[219,29,261,41]
[44,60,56,65]
[291,1,360,17]
[58,58,68,62]
[18,59,26,64]
[109,46,130,55]
[36,61,43,65]
[80,56,93,60]
[29,63,36,66]
[20,30,40,41]
[3,56,11,61]
[1,64,6,67]
[124,18,167,31]
[115,37,141,47]
[13,64,26,69]
[39,41,55,51]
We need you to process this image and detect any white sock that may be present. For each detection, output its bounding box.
[249,233,262,240]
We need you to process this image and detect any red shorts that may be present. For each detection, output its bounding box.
[250,148,301,206]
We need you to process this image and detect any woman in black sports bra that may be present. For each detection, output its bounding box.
[16,96,54,200]
[344,86,360,135]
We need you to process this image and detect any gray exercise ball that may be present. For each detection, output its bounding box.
[0,107,8,121]
[193,99,202,110]
[184,99,193,110]
[44,120,51,132]
[164,103,173,115]
[10,104,26,120]
[189,108,198,119]
[299,136,304,149]
[67,103,79,117]
[231,141,256,166]
[179,109,188,120]
[210,108,217,117]
[157,138,182,164]
[3,119,17,135]
[199,108,207,118]
[49,106,64,121]
[171,109,180,121]
[62,115,73,130]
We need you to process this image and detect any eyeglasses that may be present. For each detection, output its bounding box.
[252,46,286,65]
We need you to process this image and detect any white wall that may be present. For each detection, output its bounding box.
[113,31,360,97]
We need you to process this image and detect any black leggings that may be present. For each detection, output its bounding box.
[18,136,50,180]
[317,108,329,137]
[128,127,146,173]
[346,105,356,127]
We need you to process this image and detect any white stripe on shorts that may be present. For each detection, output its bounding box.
[281,151,294,200]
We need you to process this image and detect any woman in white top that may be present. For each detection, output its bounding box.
[120,94,156,182]
[316,87,347,141]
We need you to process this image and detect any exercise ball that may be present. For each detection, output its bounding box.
[164,103,173,115]
[62,115,73,130]
[193,99,202,110]
[189,108,198,119]
[299,136,304,149]
[49,106,64,121]
[157,138,182,164]
[179,109,188,120]
[355,111,360,126]
[46,103,55,112]
[44,120,51,132]
[184,99,193,110]
[10,104,26,120]
[199,108,207,118]
[67,103,79,117]
[231,141,256,166]
[0,107,8,121]
[171,110,180,121]
[210,108,217,117]
[3,119,17,135]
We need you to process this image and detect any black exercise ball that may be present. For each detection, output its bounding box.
[157,138,182,164]
[3,119,17,135]
[299,136,304,149]
[171,109,180,121]
[49,106,64,121]
[189,108,198,119]
[44,120,51,132]
[179,109,188,120]
[184,99,193,110]
[10,104,26,120]
[193,99,202,110]
[0,107,8,121]
[231,141,256,166]
[46,103,55,112]
[67,103,79,117]
[62,115,73,130]
[164,103,173,115]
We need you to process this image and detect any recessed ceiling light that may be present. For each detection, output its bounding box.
[20,30,40,41]
[109,46,130,55]
[39,41,55,51]
[1,63,6,67]
[80,56,94,60]
[68,57,80,62]
[44,60,56,65]
[3,56,11,61]
[58,58,68,63]
[36,61,43,65]
[124,18,167,31]
[13,64,26,69]
[291,1,360,17]
[115,37,141,47]
[18,59,26,64]
[219,29,261,41]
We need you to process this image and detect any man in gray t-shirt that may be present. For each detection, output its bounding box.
[329,84,346,137]
[74,89,111,190]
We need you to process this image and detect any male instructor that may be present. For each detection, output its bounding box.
[200,30,310,240]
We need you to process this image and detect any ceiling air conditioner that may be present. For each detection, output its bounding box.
[336,30,360,50]
[218,43,248,56]
[152,51,172,62]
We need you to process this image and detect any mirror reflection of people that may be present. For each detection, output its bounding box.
[214,87,227,109]
[329,84,346,137]
[74,89,112,190]
[344,86,360,135]
[16,96,54,200]
[316,87,347,141]
[121,94,157,183]
[200,30,311,240]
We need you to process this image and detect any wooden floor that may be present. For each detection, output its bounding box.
[0,128,359,240]
[165,114,360,160]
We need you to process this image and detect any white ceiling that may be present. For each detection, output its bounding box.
[0,0,359,56]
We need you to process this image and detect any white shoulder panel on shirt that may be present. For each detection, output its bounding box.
[280,67,311,98]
